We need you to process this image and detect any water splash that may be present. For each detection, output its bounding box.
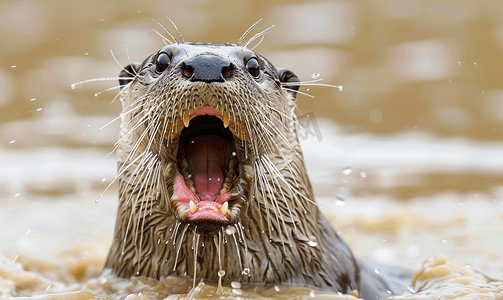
[216,270,225,294]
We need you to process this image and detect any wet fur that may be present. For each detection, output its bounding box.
[104,35,360,293]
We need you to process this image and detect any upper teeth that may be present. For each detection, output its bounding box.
[221,202,228,215]
[183,116,190,128]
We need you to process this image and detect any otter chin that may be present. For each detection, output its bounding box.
[103,31,412,299]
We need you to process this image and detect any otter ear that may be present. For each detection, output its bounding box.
[119,62,142,88]
[276,68,300,100]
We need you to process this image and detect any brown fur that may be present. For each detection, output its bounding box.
[104,42,360,294]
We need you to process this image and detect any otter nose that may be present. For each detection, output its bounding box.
[182,55,233,83]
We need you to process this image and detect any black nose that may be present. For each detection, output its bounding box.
[182,55,233,83]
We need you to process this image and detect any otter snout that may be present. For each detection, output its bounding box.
[182,55,233,83]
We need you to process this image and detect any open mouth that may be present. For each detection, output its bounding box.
[169,106,245,224]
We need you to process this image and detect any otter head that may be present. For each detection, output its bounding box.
[116,43,300,236]
[107,42,358,293]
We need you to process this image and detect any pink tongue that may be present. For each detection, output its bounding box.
[186,135,229,201]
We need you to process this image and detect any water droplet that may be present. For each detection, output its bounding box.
[232,151,236,156]
[474,62,477,67]
[407,287,415,294]
[36,108,42,112]
[231,281,241,288]
[274,285,280,292]
[101,178,106,182]
[218,270,226,277]
[85,53,88,56]
[26,229,31,235]
[306,88,310,91]
[225,226,236,235]
[342,167,352,175]
[191,140,194,143]
[374,269,380,274]
[335,199,344,207]
[307,239,318,247]
[11,65,17,68]
[242,268,250,276]
[71,84,76,89]
[14,193,20,197]
[12,255,19,263]
[360,171,367,179]
[30,98,36,101]
[458,61,461,66]
[339,85,343,92]
[465,264,470,269]
[309,290,315,297]
[9,140,15,144]
[311,73,320,79]
[442,238,448,244]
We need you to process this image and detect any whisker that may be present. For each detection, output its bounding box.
[282,87,315,98]
[242,25,275,49]
[237,19,262,46]
[282,82,342,89]
[166,17,184,43]
[110,49,134,76]
[250,35,265,51]
[98,104,143,132]
[151,17,178,44]
[94,84,124,97]
[152,29,173,45]
[71,77,134,89]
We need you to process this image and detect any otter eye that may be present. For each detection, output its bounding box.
[155,53,170,73]
[246,58,260,77]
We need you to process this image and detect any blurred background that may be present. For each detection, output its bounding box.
[1,0,503,285]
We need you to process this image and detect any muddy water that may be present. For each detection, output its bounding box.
[2,0,503,299]
[1,122,503,299]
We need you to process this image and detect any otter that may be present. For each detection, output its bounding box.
[103,29,413,299]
